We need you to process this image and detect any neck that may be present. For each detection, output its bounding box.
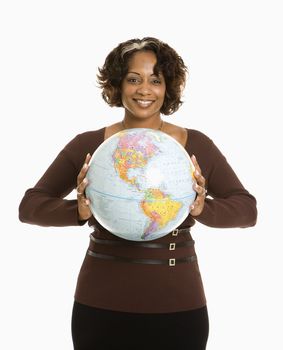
[121,118,164,131]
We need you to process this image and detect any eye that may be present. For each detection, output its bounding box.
[126,77,140,84]
[151,76,163,84]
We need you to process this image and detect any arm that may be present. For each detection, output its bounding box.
[19,134,88,227]
[190,132,257,228]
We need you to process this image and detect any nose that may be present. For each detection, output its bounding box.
[136,81,151,95]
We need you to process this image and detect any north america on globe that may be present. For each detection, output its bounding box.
[112,130,160,190]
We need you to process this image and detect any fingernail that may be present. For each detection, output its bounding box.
[191,205,194,210]
[83,178,88,184]
[195,170,199,176]
[83,163,88,169]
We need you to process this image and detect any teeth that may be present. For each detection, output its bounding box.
[136,100,153,106]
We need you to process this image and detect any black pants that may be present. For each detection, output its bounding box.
[72,301,209,350]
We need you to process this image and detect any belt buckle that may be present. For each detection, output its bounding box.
[169,243,176,251]
[169,258,176,267]
[172,229,179,236]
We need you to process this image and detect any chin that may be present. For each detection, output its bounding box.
[130,108,161,120]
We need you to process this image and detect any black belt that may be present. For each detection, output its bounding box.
[90,228,194,250]
[90,236,195,250]
[87,250,197,267]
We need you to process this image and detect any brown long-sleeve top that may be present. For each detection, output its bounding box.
[19,127,257,313]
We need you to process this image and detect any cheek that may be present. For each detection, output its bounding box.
[121,85,135,100]
[155,87,166,101]
[121,90,134,109]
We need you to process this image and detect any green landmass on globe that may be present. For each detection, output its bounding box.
[141,188,183,239]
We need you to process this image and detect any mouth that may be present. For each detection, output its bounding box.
[133,99,155,108]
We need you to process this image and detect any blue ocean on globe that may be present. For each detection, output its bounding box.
[85,128,196,241]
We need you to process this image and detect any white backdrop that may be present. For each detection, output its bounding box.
[1,0,282,349]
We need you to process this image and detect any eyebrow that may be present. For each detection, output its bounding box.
[127,71,159,76]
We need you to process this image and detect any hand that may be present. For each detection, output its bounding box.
[77,153,92,221]
[190,154,207,216]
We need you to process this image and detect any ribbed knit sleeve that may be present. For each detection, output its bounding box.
[188,130,257,228]
[18,129,104,227]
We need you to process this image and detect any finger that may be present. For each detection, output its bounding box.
[191,154,202,175]
[85,153,92,165]
[79,197,90,206]
[190,196,203,212]
[77,197,92,221]
[190,200,199,212]
[77,164,89,185]
[191,155,206,188]
[194,173,206,188]
[77,178,88,197]
[77,153,91,185]
[193,172,206,190]
[193,183,207,197]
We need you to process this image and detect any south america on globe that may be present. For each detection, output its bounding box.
[85,128,196,241]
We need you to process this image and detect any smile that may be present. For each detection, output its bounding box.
[134,99,154,107]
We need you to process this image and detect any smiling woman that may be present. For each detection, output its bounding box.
[18,37,257,350]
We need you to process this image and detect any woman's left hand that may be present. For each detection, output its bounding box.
[190,155,207,216]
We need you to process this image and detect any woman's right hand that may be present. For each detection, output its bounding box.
[77,153,92,221]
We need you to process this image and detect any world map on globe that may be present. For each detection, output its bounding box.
[85,128,196,241]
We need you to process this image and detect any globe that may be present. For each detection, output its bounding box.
[85,128,196,241]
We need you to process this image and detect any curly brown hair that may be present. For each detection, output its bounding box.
[97,37,188,115]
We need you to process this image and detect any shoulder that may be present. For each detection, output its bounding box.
[64,127,106,155]
[186,129,225,171]
[77,127,106,141]
[186,129,213,146]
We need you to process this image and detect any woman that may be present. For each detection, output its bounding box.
[19,37,257,349]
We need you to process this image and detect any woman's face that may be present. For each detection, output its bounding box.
[121,51,166,121]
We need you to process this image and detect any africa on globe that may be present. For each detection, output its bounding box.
[85,128,196,241]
